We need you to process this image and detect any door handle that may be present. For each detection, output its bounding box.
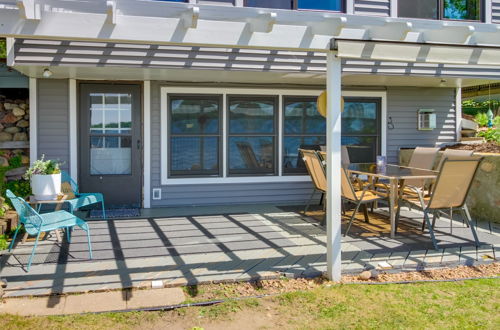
[137,139,141,150]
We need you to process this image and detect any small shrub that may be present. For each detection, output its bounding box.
[474,112,489,127]
[24,155,61,180]
[494,116,500,128]
[477,128,500,144]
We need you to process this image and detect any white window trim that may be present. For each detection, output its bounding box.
[160,87,387,186]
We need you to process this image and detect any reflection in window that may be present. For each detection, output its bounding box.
[297,0,342,11]
[228,97,277,175]
[283,97,326,174]
[245,0,293,9]
[169,96,221,177]
[398,0,481,21]
[443,0,480,20]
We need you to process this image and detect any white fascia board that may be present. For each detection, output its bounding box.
[1,1,500,52]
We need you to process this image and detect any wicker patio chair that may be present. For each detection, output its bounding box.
[7,189,92,272]
[397,156,482,250]
[61,171,106,219]
[341,168,385,236]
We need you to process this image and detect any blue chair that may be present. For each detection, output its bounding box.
[61,171,106,219]
[7,190,92,272]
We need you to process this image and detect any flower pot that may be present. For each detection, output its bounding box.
[31,173,61,200]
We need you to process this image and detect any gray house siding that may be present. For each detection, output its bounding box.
[493,0,500,23]
[354,0,390,16]
[13,39,500,80]
[386,87,456,164]
[37,79,70,172]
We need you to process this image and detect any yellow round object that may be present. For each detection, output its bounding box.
[316,91,344,117]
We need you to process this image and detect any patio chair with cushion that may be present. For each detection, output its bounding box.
[300,149,327,221]
[341,168,385,236]
[435,149,474,171]
[61,171,106,219]
[397,156,482,250]
[6,189,92,272]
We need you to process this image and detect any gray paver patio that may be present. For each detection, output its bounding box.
[0,204,498,297]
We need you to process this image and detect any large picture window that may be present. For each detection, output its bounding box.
[169,95,222,177]
[283,97,326,174]
[228,96,278,176]
[398,0,482,21]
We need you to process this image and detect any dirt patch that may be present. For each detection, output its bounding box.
[441,142,500,154]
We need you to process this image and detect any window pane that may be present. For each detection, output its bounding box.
[284,100,325,134]
[297,0,342,11]
[229,137,274,174]
[283,136,325,173]
[171,137,219,176]
[398,0,438,19]
[443,0,480,20]
[342,101,378,135]
[229,98,275,134]
[245,0,293,9]
[90,136,131,175]
[198,0,234,5]
[171,98,220,134]
[342,137,377,163]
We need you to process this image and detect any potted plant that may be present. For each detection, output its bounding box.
[23,155,61,200]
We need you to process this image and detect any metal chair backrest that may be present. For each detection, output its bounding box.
[6,189,44,235]
[428,156,482,210]
[300,149,327,193]
[405,147,440,187]
[317,146,350,167]
[436,149,474,171]
[61,170,79,194]
[340,168,358,201]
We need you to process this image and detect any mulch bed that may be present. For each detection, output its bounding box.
[441,142,500,154]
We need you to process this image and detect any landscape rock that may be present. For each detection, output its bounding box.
[358,270,372,281]
[0,156,9,167]
[16,120,29,128]
[0,103,4,111]
[3,103,14,110]
[23,114,30,120]
[13,132,28,141]
[0,132,12,142]
[19,103,27,110]
[12,107,25,117]
[5,167,27,177]
[1,113,18,124]
[0,278,7,288]
[0,122,4,131]
[4,126,19,134]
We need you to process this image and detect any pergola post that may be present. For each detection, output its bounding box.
[326,51,343,281]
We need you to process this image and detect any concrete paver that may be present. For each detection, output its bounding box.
[63,291,126,314]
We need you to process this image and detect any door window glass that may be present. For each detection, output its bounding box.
[89,93,132,175]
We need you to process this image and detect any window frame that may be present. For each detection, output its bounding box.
[226,94,279,177]
[167,94,223,178]
[282,95,326,176]
[244,0,345,12]
[398,0,483,22]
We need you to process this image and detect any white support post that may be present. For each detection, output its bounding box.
[346,0,354,15]
[29,78,37,164]
[143,81,151,208]
[390,0,398,18]
[485,0,492,24]
[326,51,342,282]
[6,38,15,67]
[455,87,462,142]
[69,79,78,183]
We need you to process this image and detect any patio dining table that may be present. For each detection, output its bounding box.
[347,163,438,238]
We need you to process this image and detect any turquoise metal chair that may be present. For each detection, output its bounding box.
[7,190,93,272]
[61,171,106,219]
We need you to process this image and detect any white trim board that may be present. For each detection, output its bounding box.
[29,78,37,164]
[160,86,388,186]
[143,81,152,208]
[69,79,78,183]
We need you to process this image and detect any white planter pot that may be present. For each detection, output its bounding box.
[31,173,61,200]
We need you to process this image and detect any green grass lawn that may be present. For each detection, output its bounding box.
[1,278,499,329]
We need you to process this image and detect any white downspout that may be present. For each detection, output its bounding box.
[326,51,342,282]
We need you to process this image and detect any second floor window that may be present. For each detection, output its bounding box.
[399,0,482,21]
[245,0,343,11]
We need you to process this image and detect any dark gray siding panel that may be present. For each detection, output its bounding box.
[13,39,500,79]
[386,87,456,163]
[354,0,390,16]
[493,0,500,23]
[149,81,314,207]
[37,79,70,171]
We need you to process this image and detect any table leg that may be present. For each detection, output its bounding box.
[389,178,398,238]
[21,232,28,244]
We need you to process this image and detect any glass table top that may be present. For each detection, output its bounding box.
[346,163,438,179]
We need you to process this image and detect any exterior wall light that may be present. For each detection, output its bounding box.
[42,68,53,78]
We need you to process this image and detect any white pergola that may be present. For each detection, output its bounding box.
[2,0,500,282]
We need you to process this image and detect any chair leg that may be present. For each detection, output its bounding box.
[66,227,72,243]
[319,193,324,206]
[27,232,42,272]
[449,208,453,234]
[461,206,480,247]
[8,225,21,251]
[304,190,316,214]
[362,204,369,223]
[344,201,362,237]
[86,226,93,259]
[101,200,106,219]
[424,211,439,250]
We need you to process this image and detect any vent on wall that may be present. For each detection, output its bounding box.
[152,188,162,200]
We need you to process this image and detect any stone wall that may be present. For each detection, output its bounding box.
[399,149,500,223]
[0,96,29,145]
